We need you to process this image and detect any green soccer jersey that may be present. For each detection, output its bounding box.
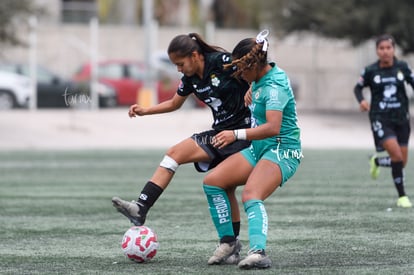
[250,63,301,150]
[177,52,251,131]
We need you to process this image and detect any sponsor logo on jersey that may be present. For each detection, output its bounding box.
[221,54,230,63]
[204,97,222,111]
[196,86,211,93]
[381,76,396,83]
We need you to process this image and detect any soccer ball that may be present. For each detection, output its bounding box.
[121,225,159,263]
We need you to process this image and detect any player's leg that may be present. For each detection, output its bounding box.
[370,153,391,180]
[369,121,391,179]
[203,152,252,265]
[239,151,300,269]
[382,138,411,207]
[227,186,240,237]
[221,186,242,264]
[401,145,409,167]
[237,159,280,269]
[112,137,210,225]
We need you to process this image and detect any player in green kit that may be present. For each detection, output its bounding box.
[202,30,302,269]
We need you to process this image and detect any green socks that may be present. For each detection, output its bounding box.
[244,199,267,250]
[203,185,234,239]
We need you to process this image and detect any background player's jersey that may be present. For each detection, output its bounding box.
[250,63,301,150]
[177,52,251,131]
[355,58,414,122]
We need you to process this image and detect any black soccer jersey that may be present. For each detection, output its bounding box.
[177,52,251,131]
[354,58,414,123]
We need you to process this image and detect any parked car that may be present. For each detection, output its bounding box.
[0,71,31,110]
[73,59,182,106]
[0,63,117,108]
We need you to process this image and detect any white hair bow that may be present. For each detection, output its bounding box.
[255,29,269,52]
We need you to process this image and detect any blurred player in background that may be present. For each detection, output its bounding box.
[203,30,302,269]
[354,34,413,208]
[112,32,252,263]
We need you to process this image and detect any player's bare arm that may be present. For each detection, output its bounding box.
[213,111,282,149]
[244,86,252,106]
[128,93,187,117]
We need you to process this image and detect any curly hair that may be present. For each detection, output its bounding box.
[223,38,268,77]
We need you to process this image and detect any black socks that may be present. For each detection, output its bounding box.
[375,156,391,167]
[391,161,405,197]
[137,181,164,215]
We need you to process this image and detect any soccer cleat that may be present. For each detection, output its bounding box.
[397,196,412,208]
[111,196,146,225]
[208,240,242,265]
[369,155,380,180]
[224,241,242,264]
[238,249,272,269]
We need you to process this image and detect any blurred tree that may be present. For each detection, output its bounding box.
[0,0,43,46]
[270,0,414,54]
[211,0,262,28]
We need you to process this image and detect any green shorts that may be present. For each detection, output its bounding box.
[241,143,302,186]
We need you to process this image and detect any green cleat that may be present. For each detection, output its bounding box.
[397,196,412,208]
[369,155,380,180]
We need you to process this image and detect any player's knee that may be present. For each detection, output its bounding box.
[203,171,220,186]
[159,155,179,172]
[241,188,257,203]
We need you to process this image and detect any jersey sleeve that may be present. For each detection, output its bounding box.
[215,52,236,74]
[264,84,289,111]
[353,68,368,103]
[401,61,414,89]
[176,78,192,97]
[217,52,232,66]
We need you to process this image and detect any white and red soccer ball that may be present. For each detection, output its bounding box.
[121,225,159,263]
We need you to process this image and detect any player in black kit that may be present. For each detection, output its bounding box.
[354,34,413,208]
[112,33,252,262]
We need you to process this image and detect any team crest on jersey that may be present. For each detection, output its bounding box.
[373,75,381,84]
[211,74,220,87]
[254,89,261,99]
[397,71,404,81]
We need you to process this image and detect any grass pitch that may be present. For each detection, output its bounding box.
[0,149,413,274]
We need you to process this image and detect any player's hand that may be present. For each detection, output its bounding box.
[128,104,146,118]
[359,100,370,112]
[244,86,252,106]
[213,130,236,149]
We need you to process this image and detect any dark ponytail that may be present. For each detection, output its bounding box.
[167,33,227,57]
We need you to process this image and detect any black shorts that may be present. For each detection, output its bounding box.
[370,119,410,152]
[191,130,251,172]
